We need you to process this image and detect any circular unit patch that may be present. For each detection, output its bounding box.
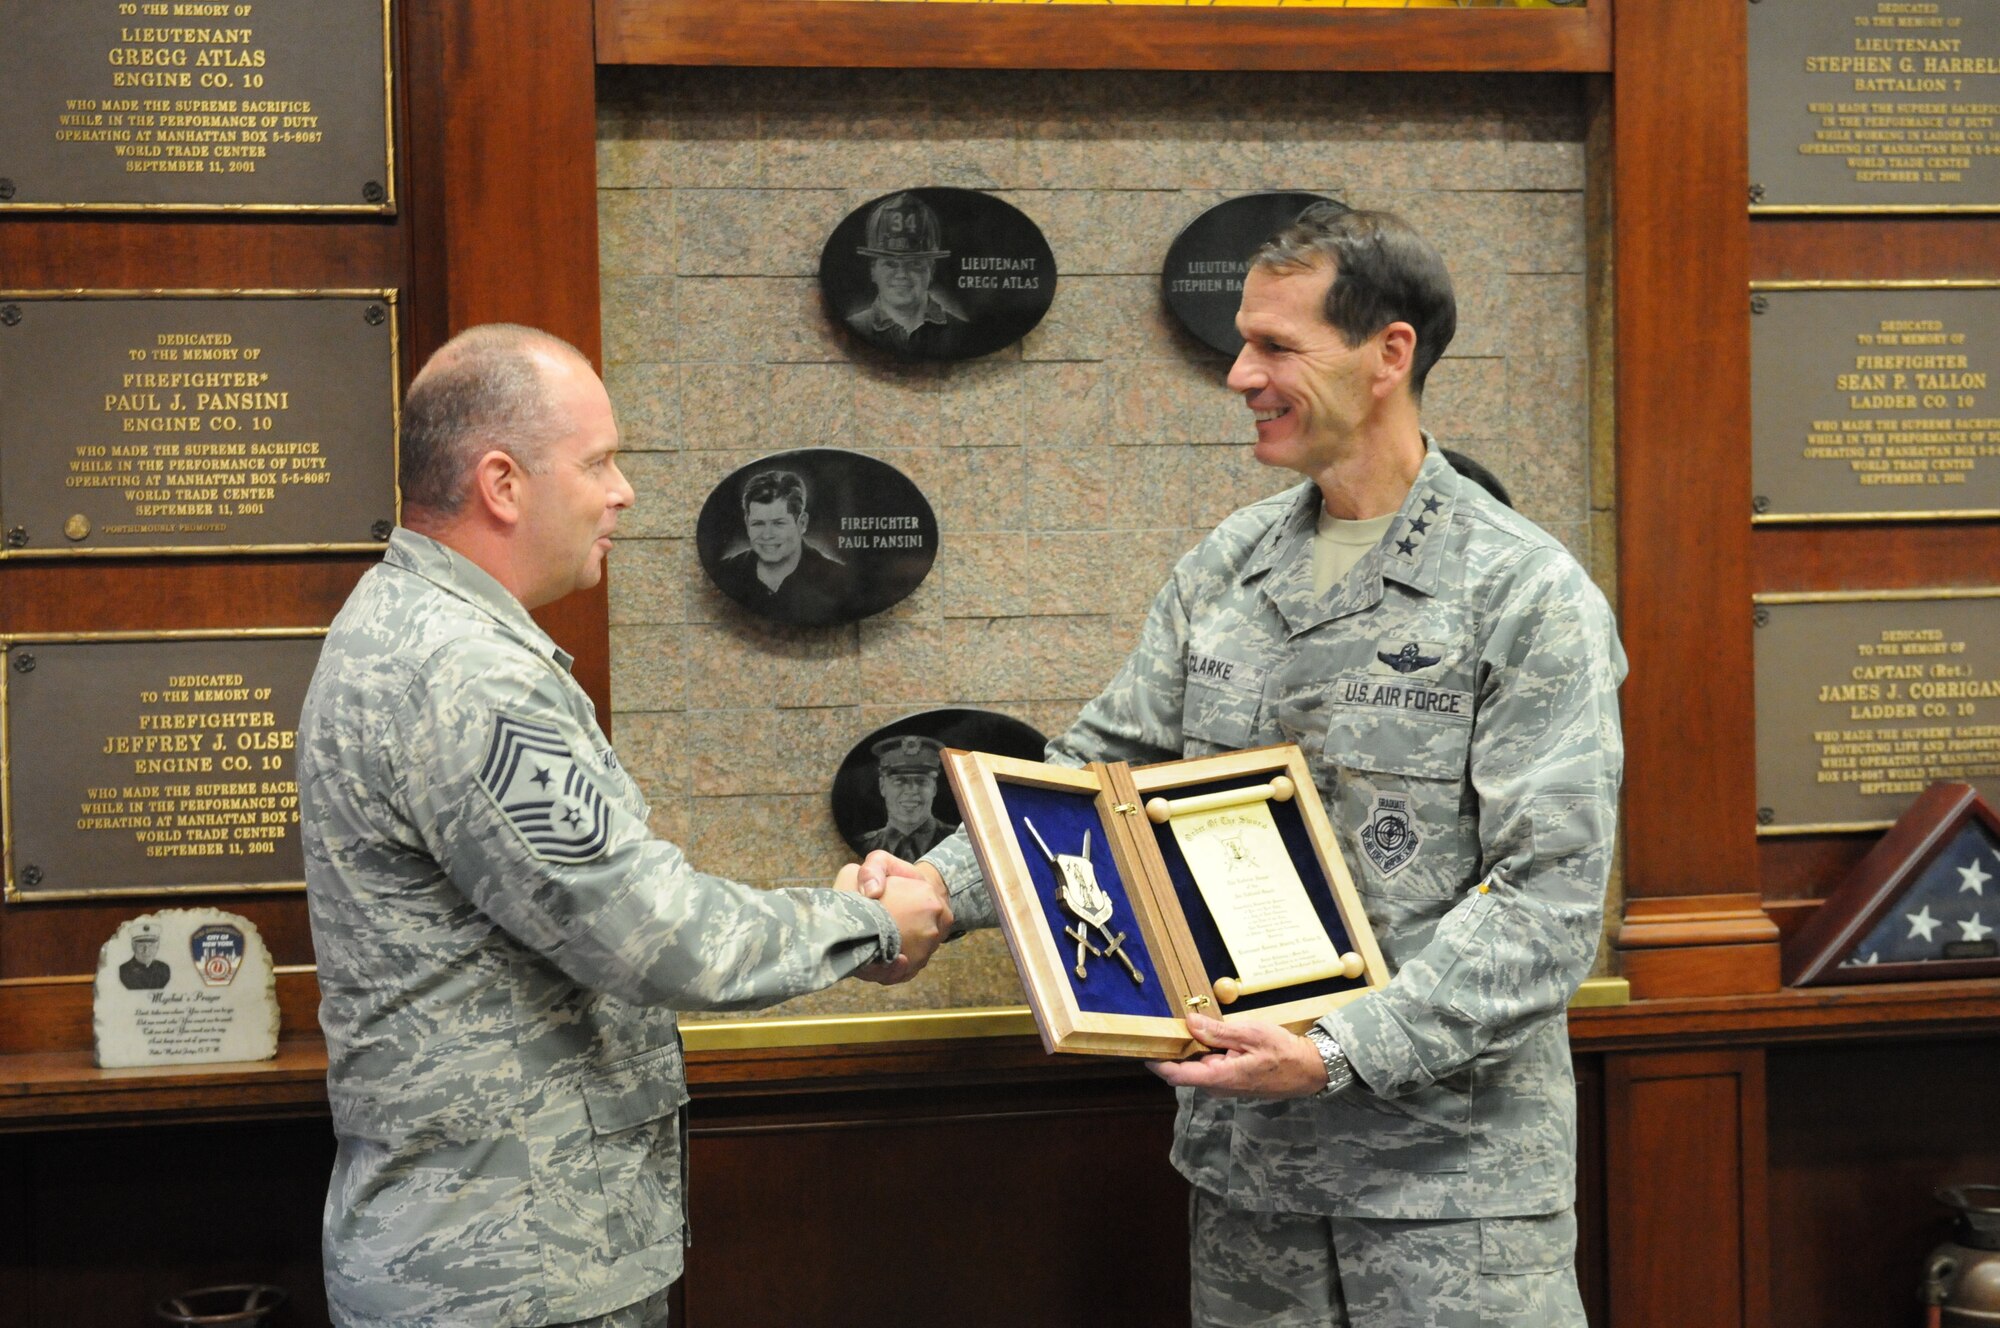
[819,187,1057,362]
[695,448,939,628]
[1161,192,1345,356]
[830,708,1049,859]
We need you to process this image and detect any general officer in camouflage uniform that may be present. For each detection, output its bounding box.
[298,324,952,1328]
[861,208,1624,1327]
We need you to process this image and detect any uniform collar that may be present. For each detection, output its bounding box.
[383,528,576,672]
[1242,436,1460,637]
[855,294,949,335]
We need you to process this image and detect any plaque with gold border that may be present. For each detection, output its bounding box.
[0,289,400,558]
[943,742,1389,1059]
[1,629,323,902]
[0,0,395,214]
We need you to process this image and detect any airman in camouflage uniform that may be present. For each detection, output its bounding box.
[300,325,950,1328]
[902,209,1624,1326]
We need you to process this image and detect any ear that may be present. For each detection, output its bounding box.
[1374,322,1419,399]
[797,507,810,535]
[470,449,528,526]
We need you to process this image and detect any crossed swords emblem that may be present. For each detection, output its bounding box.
[1021,817,1144,986]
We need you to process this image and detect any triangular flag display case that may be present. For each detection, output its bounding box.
[942,742,1389,1058]
[1784,781,2000,987]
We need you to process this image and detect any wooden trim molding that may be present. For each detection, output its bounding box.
[595,0,1612,72]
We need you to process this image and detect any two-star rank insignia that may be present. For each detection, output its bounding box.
[478,713,612,864]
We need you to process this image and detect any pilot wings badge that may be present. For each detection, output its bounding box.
[1376,642,1443,675]
[478,713,612,864]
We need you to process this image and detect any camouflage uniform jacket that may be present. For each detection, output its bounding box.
[926,444,1625,1221]
[299,530,901,1328]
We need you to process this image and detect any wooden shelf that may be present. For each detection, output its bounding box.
[7,979,1999,1129]
[595,0,1611,72]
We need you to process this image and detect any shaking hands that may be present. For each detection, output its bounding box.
[835,849,953,985]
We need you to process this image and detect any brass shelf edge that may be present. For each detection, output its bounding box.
[1753,586,2000,605]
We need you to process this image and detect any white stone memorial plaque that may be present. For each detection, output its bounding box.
[92,908,278,1068]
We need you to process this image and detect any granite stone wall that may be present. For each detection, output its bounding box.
[595,68,1608,1017]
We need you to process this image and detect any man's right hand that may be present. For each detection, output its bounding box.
[844,850,951,985]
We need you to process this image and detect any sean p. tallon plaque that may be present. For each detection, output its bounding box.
[0,0,396,212]
[0,291,399,556]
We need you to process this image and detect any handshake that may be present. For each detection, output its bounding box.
[834,850,953,986]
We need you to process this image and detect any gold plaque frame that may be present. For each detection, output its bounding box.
[0,288,401,557]
[1,628,324,901]
[0,0,397,215]
[1754,587,2000,836]
[1750,280,2000,524]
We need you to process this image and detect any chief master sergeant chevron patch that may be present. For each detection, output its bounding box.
[477,712,611,864]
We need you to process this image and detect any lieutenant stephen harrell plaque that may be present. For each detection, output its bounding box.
[0,0,396,212]
[0,290,400,557]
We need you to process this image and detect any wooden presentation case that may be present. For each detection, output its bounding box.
[944,742,1388,1059]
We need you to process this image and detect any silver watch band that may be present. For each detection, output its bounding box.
[1304,1025,1356,1099]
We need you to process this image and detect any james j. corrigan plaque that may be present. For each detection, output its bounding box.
[1,631,321,901]
[1753,283,2000,521]
[1755,591,2000,834]
[0,0,394,212]
[1748,0,2000,213]
[0,291,399,557]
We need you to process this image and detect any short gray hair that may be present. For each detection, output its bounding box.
[399,324,588,515]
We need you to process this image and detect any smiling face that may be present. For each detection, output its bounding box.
[514,355,634,608]
[1225,263,1381,480]
[744,499,806,570]
[878,768,938,832]
[870,255,935,319]
[133,937,158,964]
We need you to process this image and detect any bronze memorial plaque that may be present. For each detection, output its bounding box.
[1752,283,2000,521]
[0,0,394,212]
[1755,591,2000,834]
[1748,0,2000,213]
[0,291,399,557]
[1,631,322,901]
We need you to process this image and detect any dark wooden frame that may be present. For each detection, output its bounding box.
[596,0,1612,72]
[1782,782,2000,988]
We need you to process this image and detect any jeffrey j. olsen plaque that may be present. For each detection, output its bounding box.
[831,708,1050,859]
[0,291,399,556]
[1162,192,1344,356]
[819,188,1056,361]
[1755,590,2000,834]
[1,630,321,901]
[696,448,938,627]
[1753,282,2000,521]
[1748,0,2000,213]
[0,0,395,212]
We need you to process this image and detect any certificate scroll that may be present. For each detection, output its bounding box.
[1153,779,1362,1001]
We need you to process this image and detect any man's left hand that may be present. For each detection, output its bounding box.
[1147,1011,1332,1100]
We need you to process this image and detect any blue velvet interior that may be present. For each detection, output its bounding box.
[996,780,1174,1019]
[1150,774,1370,1013]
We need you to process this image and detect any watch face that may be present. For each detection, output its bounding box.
[694,447,938,627]
[1160,191,1345,356]
[830,708,1048,857]
[820,187,1057,363]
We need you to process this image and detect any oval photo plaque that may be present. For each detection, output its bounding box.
[831,709,1051,859]
[819,187,1057,362]
[1162,192,1345,357]
[696,448,939,627]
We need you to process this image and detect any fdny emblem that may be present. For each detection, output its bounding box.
[189,924,245,988]
[1359,793,1419,875]
[479,714,612,864]
[1377,642,1442,675]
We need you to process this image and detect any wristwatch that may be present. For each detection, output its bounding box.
[1303,1025,1357,1099]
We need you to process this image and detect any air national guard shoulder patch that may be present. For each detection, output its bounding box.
[478,713,612,864]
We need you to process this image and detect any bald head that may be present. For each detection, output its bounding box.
[399,324,592,519]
